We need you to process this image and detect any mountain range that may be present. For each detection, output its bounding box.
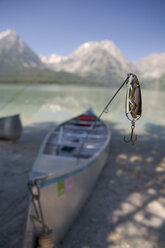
[0,29,88,85]
[41,41,132,85]
[0,29,165,87]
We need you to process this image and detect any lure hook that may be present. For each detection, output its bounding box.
[124,121,137,145]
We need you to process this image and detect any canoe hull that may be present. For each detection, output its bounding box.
[0,114,22,141]
[23,109,111,247]
[24,143,110,247]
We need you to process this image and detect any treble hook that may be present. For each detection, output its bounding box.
[124,121,137,145]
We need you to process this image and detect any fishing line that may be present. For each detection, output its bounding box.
[98,76,129,120]
[77,76,129,160]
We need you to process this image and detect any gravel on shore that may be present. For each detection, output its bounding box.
[0,121,165,248]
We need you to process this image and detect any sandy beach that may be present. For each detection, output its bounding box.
[0,121,165,248]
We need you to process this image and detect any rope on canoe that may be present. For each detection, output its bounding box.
[28,181,56,248]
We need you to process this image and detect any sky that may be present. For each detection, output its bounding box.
[0,0,165,62]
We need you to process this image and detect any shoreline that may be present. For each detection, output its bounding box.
[0,122,165,248]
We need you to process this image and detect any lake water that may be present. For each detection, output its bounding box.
[0,83,164,135]
[0,83,165,248]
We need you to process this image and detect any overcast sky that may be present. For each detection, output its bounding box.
[0,0,165,62]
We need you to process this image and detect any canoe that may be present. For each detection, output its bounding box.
[0,114,22,141]
[23,109,111,247]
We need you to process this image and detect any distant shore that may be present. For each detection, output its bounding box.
[0,78,162,90]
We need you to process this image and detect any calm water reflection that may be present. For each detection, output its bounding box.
[0,83,164,135]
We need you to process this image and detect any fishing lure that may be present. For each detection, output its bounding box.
[124,73,142,144]
[78,73,142,161]
[99,73,142,145]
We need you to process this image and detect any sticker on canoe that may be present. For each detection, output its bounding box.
[57,179,65,196]
[66,177,72,192]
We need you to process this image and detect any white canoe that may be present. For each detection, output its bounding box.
[23,109,111,247]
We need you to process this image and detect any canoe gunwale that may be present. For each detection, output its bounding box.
[30,121,111,187]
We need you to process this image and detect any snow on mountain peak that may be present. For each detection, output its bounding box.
[101,40,119,51]
[0,29,44,69]
[40,54,67,64]
[81,42,91,49]
[70,40,126,61]
[0,29,18,40]
[134,52,165,79]
[46,39,132,82]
